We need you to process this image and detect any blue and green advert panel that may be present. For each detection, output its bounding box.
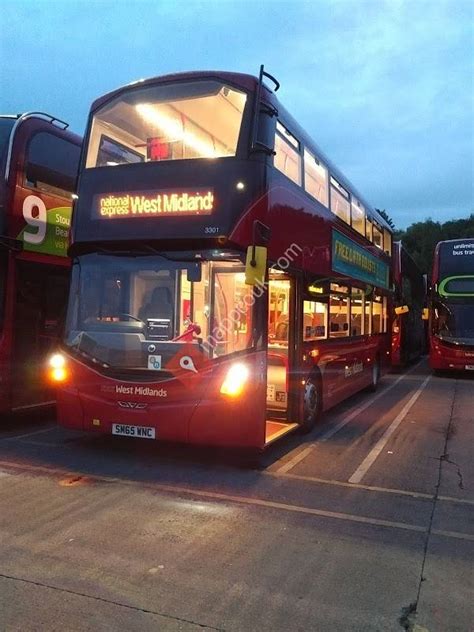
[332,230,389,289]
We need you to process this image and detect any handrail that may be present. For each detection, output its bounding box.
[250,65,280,155]
[4,111,70,183]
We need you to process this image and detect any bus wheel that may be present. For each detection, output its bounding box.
[300,377,321,434]
[367,358,380,392]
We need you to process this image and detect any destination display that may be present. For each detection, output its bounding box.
[94,188,214,219]
[439,239,474,277]
[332,229,389,290]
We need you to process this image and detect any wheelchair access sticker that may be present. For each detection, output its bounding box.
[147,355,162,370]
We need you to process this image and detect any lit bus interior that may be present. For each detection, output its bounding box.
[85,81,247,168]
[266,275,296,442]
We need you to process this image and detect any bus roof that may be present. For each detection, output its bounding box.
[89,69,392,233]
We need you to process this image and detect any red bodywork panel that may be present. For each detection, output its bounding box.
[429,338,474,371]
[58,350,267,449]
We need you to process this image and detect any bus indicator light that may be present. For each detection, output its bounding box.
[48,353,68,383]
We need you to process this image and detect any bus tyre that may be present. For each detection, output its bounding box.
[300,377,321,434]
[367,358,380,392]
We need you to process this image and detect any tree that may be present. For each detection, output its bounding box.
[396,214,474,274]
[375,208,396,230]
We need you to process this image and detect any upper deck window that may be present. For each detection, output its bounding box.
[365,216,373,242]
[372,220,384,250]
[303,148,328,206]
[274,122,301,185]
[330,177,350,224]
[351,198,365,236]
[383,228,392,256]
[86,81,247,168]
[25,132,80,195]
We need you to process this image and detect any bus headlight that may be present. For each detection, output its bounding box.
[48,353,68,382]
[220,363,249,397]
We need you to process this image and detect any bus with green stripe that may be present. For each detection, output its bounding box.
[0,112,81,414]
[428,238,474,373]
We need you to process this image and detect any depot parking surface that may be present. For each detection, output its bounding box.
[1,361,473,632]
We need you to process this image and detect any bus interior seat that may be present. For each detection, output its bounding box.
[274,320,289,341]
[138,286,174,323]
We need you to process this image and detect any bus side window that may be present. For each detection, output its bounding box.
[351,198,365,236]
[330,177,350,224]
[383,229,392,256]
[303,300,328,340]
[364,297,372,335]
[274,122,301,186]
[372,295,383,334]
[25,132,80,196]
[350,289,364,336]
[382,296,388,333]
[366,216,373,242]
[373,222,384,250]
[303,148,328,207]
[329,293,349,337]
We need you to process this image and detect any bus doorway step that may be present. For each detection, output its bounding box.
[265,420,298,446]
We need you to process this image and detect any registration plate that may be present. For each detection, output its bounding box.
[112,423,156,439]
[465,365,474,371]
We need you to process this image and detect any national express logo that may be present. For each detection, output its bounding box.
[95,189,214,218]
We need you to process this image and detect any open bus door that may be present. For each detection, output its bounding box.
[244,243,299,446]
[265,272,299,444]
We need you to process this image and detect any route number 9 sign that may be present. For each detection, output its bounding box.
[20,195,71,257]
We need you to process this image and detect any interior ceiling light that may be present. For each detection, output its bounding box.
[136,103,217,158]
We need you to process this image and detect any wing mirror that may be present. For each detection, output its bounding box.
[394,305,409,315]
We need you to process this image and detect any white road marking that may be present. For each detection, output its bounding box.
[267,471,474,506]
[349,375,432,484]
[438,495,474,506]
[268,471,434,499]
[1,426,57,442]
[431,529,474,542]
[0,458,473,541]
[275,361,424,474]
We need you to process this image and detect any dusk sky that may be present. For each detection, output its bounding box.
[1,0,473,228]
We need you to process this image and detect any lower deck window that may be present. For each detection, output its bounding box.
[303,300,328,340]
[330,294,349,337]
[350,290,364,336]
[372,296,383,334]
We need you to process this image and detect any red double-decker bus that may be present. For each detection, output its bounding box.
[52,68,393,450]
[0,113,81,414]
[429,238,474,373]
[391,241,426,367]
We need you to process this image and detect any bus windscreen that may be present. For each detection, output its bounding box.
[433,300,474,345]
[65,253,255,370]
